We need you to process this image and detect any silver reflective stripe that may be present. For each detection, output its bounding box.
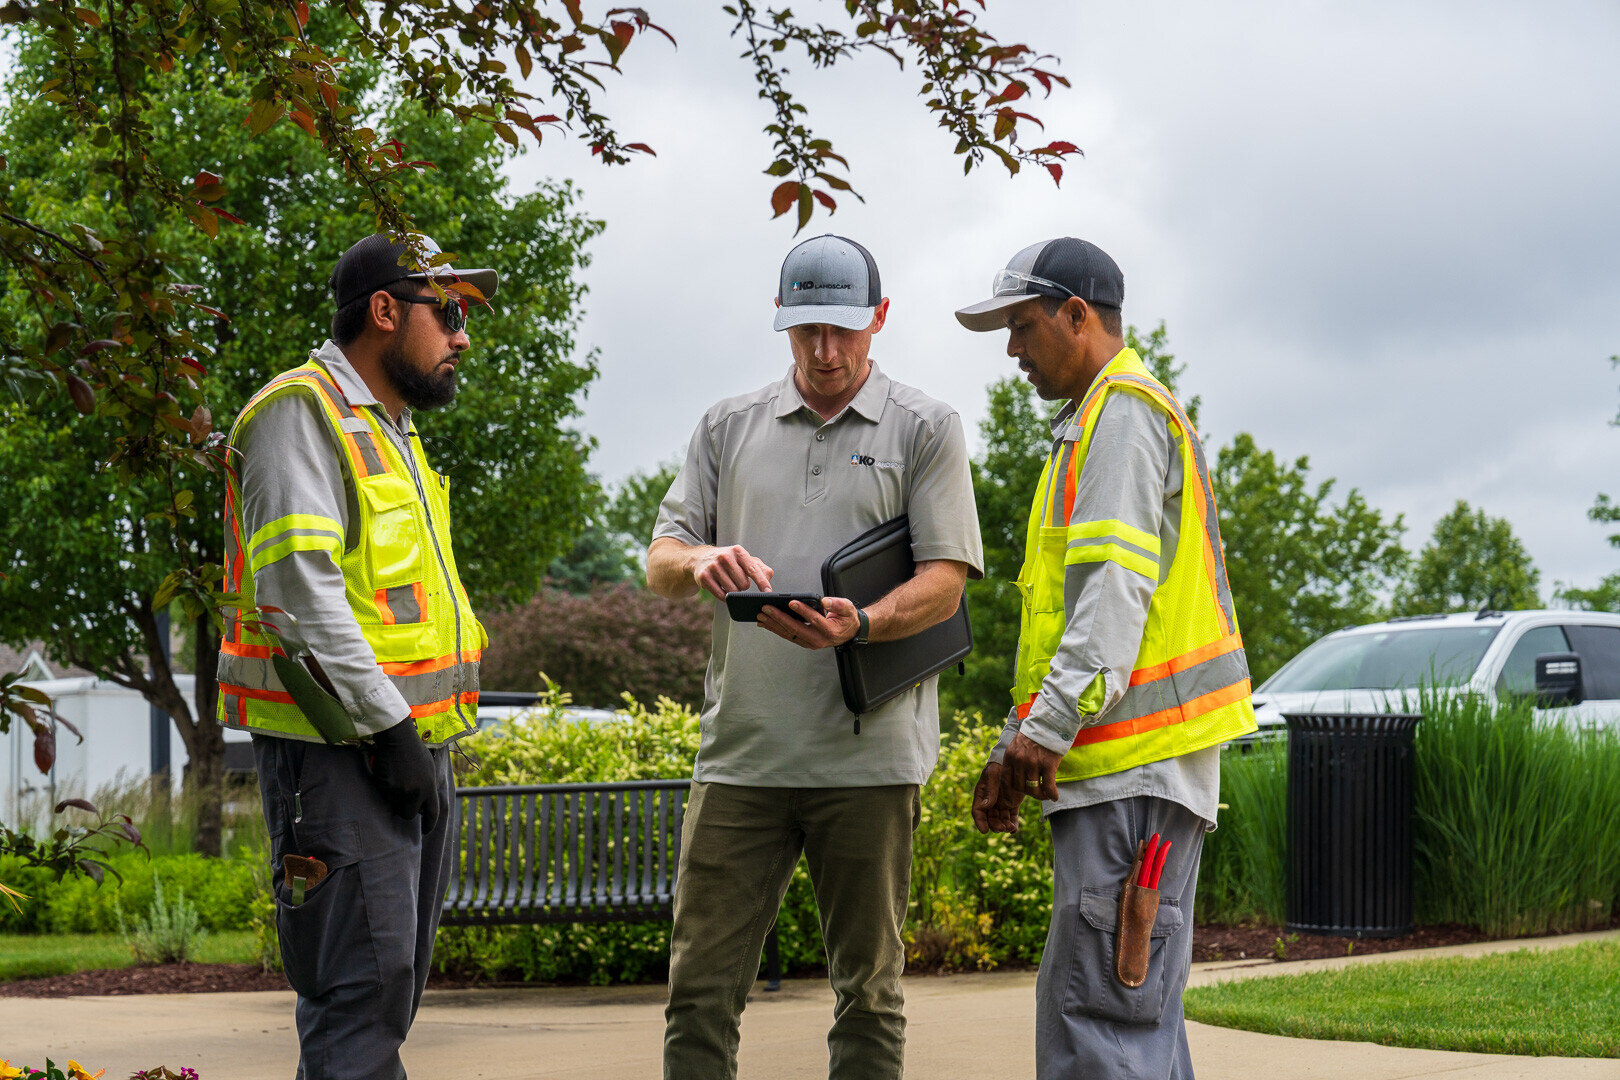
[1065,534,1159,566]
[353,433,386,477]
[218,652,479,708]
[389,662,481,706]
[1107,647,1251,725]
[384,584,422,623]
[1104,374,1238,633]
[338,417,372,434]
[218,651,277,692]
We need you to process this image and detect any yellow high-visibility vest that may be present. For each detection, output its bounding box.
[1013,349,1257,781]
[216,360,485,745]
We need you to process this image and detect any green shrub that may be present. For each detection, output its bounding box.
[440,691,1055,983]
[118,875,208,964]
[0,851,258,935]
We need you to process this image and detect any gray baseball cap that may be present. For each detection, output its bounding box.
[773,234,882,332]
[955,237,1123,332]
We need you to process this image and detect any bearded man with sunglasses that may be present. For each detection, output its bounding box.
[218,233,494,1079]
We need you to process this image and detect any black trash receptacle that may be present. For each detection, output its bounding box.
[1284,712,1421,938]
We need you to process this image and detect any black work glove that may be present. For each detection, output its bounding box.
[368,718,441,833]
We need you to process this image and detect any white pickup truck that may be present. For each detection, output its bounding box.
[1249,608,1620,737]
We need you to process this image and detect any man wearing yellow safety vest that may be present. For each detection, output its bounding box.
[956,238,1256,1079]
[218,233,494,1078]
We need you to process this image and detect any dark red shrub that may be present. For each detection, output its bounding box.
[479,584,713,708]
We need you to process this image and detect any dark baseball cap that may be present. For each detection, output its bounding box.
[329,233,499,310]
[955,237,1123,332]
[773,234,882,331]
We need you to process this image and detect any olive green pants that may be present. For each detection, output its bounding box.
[663,781,921,1080]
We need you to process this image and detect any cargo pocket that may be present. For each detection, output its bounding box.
[272,820,378,998]
[1064,884,1184,1025]
[360,474,426,589]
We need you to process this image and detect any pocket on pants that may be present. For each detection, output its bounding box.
[273,820,377,998]
[1063,884,1184,1025]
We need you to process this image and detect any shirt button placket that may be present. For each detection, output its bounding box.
[808,422,830,501]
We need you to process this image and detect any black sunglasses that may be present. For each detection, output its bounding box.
[386,288,468,333]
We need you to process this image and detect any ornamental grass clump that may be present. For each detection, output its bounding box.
[117,875,207,965]
[1195,742,1287,924]
[1411,688,1620,936]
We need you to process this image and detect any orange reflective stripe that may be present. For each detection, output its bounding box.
[380,650,481,677]
[408,690,479,718]
[220,641,281,659]
[1016,693,1037,720]
[1128,631,1244,687]
[219,681,296,705]
[1072,679,1251,747]
[376,587,398,626]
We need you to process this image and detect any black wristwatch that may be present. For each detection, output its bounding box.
[851,608,870,646]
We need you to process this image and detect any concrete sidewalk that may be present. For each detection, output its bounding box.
[4,930,1616,1078]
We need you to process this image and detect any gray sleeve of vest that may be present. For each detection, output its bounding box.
[1018,392,1176,756]
[237,394,412,738]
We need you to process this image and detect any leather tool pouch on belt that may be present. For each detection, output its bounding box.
[282,854,329,907]
[1115,840,1159,988]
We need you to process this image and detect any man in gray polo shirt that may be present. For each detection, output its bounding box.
[648,234,983,1080]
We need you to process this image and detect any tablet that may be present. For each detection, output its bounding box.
[725,592,825,622]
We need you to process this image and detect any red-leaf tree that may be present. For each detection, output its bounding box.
[0,1,1076,855]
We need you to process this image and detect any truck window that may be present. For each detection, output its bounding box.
[1495,625,1571,696]
[1563,625,1620,701]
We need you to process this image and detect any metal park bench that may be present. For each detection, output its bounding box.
[442,779,783,989]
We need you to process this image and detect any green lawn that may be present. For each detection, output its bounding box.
[1184,941,1620,1058]
[0,931,258,981]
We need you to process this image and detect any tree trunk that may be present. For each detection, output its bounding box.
[188,615,225,857]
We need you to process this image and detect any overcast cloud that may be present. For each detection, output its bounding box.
[498,1,1620,594]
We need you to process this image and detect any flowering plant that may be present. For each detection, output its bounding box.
[0,1063,197,1080]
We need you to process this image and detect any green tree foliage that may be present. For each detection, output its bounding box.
[1564,356,1620,607]
[1393,500,1541,616]
[1215,435,1408,684]
[545,460,680,592]
[1556,572,1620,613]
[943,375,1049,718]
[0,28,599,853]
[1128,320,1199,430]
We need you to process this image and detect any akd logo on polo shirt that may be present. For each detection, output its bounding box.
[850,453,903,470]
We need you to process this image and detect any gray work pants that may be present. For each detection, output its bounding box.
[1037,796,1205,1080]
[252,734,454,1080]
[663,782,921,1080]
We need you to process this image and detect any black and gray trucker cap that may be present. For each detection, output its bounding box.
[773,234,882,332]
[330,233,499,310]
[954,237,1123,332]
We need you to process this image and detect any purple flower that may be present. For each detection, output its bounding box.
[180,1071,199,1080]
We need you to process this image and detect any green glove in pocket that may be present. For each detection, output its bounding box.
[272,652,358,746]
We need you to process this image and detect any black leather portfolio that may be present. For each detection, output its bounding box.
[820,514,972,716]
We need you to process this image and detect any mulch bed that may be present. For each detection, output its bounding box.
[4,918,1614,997]
[1191,922,1494,963]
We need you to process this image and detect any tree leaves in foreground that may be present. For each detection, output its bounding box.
[1393,500,1541,616]
[1,0,1078,482]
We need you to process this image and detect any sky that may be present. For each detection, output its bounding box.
[494,0,1620,595]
